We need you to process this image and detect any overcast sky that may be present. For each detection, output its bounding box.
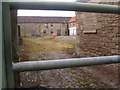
[18,10,76,17]
[17,0,76,17]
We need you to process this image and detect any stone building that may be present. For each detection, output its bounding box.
[17,16,71,37]
[76,0,119,57]
[68,17,77,36]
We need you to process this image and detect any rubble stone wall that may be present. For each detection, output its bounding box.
[18,23,68,37]
[76,1,119,57]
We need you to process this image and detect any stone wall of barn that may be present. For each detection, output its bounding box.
[76,1,119,57]
[18,23,68,37]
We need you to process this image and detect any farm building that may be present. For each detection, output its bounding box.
[68,17,77,36]
[17,16,71,37]
[1,1,119,89]
[76,0,119,57]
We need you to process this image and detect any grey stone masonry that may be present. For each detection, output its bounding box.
[76,1,119,57]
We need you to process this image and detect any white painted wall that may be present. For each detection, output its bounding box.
[69,27,76,35]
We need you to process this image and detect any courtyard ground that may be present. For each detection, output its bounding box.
[18,36,119,88]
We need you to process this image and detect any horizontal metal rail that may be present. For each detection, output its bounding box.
[13,55,120,72]
[9,2,119,14]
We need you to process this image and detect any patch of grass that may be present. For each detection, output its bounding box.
[38,37,53,41]
[38,37,74,45]
[59,42,74,45]
[22,37,75,53]
[19,37,76,62]
[31,44,45,52]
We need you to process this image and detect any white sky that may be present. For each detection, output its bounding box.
[17,0,76,17]
[18,10,76,17]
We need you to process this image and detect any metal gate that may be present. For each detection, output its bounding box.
[0,1,119,89]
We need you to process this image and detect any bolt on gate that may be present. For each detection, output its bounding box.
[0,1,119,89]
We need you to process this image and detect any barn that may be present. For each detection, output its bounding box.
[17,16,71,37]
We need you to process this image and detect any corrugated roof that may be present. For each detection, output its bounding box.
[69,17,76,22]
[17,16,71,23]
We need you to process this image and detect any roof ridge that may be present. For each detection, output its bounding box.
[17,16,71,23]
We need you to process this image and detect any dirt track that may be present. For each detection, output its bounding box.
[19,37,119,88]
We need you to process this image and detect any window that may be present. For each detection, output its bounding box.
[43,30,46,33]
[51,30,53,34]
[73,23,74,26]
[46,26,48,28]
[62,23,65,26]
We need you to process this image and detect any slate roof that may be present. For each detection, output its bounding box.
[76,0,90,3]
[17,16,71,23]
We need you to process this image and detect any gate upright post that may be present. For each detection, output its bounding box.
[2,2,15,88]
[0,1,7,89]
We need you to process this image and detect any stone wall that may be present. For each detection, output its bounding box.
[76,1,119,57]
[18,23,68,37]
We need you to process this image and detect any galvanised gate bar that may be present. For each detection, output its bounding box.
[13,55,119,72]
[0,1,119,89]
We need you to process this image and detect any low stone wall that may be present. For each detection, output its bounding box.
[76,1,119,57]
